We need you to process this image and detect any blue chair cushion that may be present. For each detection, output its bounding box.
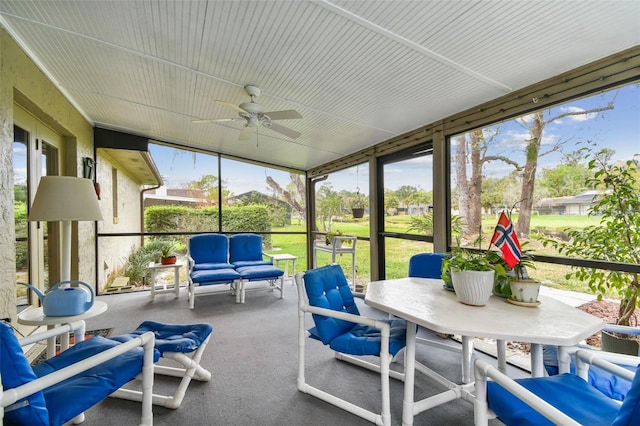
[188,233,229,265]
[192,262,234,271]
[329,319,407,357]
[543,345,634,400]
[32,336,159,426]
[0,321,48,426]
[304,264,360,345]
[236,265,284,281]
[614,364,640,425]
[229,233,265,264]
[190,268,240,285]
[111,321,212,355]
[487,373,620,426]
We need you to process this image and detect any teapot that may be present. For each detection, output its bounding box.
[18,280,95,317]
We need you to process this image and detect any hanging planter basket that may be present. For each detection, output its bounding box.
[352,208,365,218]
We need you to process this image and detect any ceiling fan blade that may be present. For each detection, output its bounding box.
[267,122,302,139]
[191,118,236,124]
[263,110,302,120]
[215,100,246,114]
[239,125,255,141]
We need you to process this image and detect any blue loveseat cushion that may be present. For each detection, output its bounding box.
[111,320,212,355]
[190,268,240,285]
[31,336,158,426]
[188,233,229,265]
[229,233,272,267]
[192,262,234,271]
[487,373,620,426]
[236,265,284,281]
[0,322,48,426]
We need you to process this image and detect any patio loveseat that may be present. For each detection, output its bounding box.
[187,233,284,308]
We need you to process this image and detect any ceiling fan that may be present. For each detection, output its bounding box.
[193,85,302,140]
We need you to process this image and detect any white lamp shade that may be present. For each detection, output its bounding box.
[28,176,104,222]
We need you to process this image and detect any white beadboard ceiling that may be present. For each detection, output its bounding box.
[1,1,638,171]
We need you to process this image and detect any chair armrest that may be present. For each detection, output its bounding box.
[574,349,637,382]
[603,324,640,336]
[2,331,156,407]
[474,358,582,426]
[187,255,195,272]
[18,320,86,347]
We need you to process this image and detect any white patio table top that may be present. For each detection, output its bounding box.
[364,277,605,425]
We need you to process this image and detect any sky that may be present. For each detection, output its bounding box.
[13,83,639,196]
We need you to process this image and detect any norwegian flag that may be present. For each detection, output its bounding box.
[491,212,522,268]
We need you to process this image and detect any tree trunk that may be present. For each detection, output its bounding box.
[454,135,469,238]
[468,130,484,242]
[515,112,543,238]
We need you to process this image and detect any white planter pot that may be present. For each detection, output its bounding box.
[509,280,541,303]
[450,270,495,306]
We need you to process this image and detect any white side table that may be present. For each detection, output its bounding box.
[265,253,298,284]
[313,236,357,289]
[148,261,184,299]
[17,300,108,358]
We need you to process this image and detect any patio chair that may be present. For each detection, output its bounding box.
[187,233,241,308]
[474,349,640,425]
[110,321,213,409]
[0,320,156,426]
[295,264,407,426]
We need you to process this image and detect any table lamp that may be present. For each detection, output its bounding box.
[28,176,104,283]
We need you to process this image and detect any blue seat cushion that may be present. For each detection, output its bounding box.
[188,233,229,265]
[328,319,407,357]
[190,268,240,285]
[408,253,447,279]
[0,321,48,426]
[32,336,158,426]
[487,373,620,426]
[232,260,273,268]
[229,233,266,264]
[614,364,640,425]
[236,265,284,280]
[192,262,234,271]
[111,321,212,355]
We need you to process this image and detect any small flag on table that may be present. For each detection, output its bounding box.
[491,212,522,268]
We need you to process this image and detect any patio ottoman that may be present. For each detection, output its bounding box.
[235,265,285,303]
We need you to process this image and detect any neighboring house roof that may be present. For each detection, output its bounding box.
[535,191,599,208]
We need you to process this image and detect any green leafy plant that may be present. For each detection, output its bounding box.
[325,229,353,246]
[160,243,176,259]
[543,150,640,326]
[441,248,505,286]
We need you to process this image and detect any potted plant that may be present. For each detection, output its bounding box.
[506,249,540,305]
[325,229,353,247]
[349,192,366,219]
[160,243,177,265]
[544,150,640,354]
[441,249,504,306]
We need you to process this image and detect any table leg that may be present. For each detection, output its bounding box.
[402,321,417,426]
[150,269,157,299]
[558,346,571,374]
[291,258,297,285]
[173,265,180,299]
[496,339,507,374]
[530,343,544,377]
[461,336,474,384]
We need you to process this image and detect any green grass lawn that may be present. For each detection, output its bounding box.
[269,213,614,297]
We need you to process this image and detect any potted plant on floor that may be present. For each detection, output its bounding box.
[441,249,504,306]
[160,243,177,265]
[544,149,640,354]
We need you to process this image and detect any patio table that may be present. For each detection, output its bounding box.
[364,277,604,425]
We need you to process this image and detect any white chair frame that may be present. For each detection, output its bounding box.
[295,272,405,426]
[0,321,156,425]
[474,349,637,426]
